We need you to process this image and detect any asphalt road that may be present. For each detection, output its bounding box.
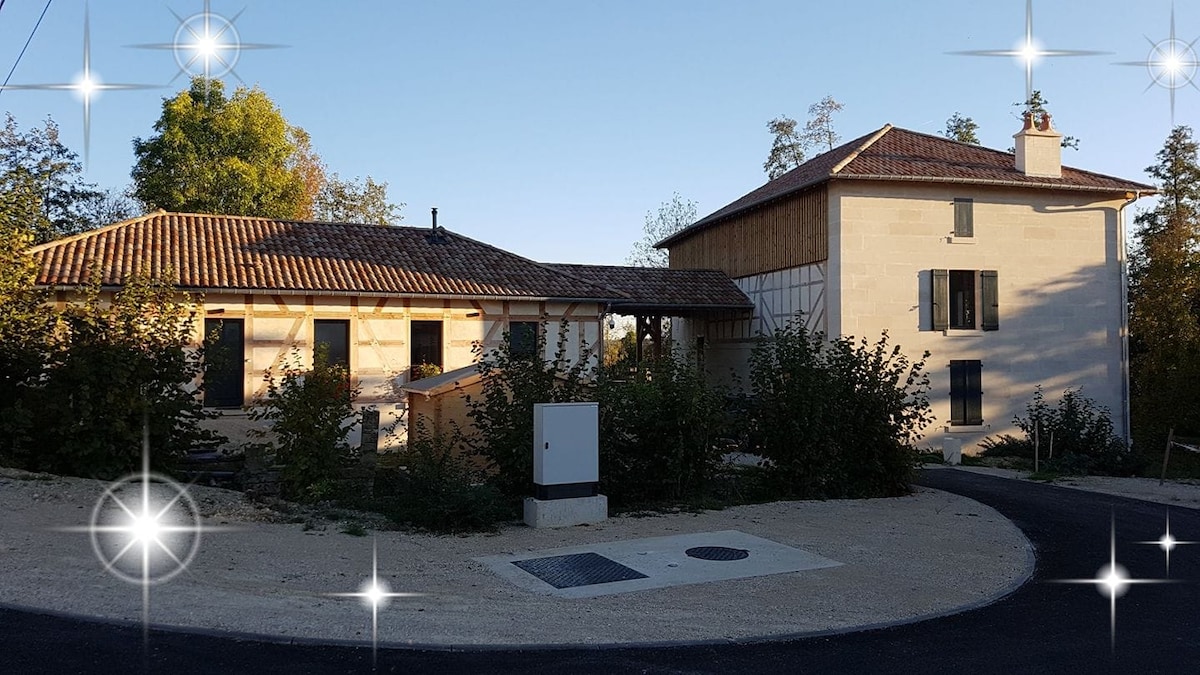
[3,469,1197,674]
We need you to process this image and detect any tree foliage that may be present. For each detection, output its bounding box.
[748,321,931,498]
[1,114,133,243]
[0,263,222,478]
[764,115,806,180]
[943,112,980,144]
[132,78,404,224]
[1129,126,1200,438]
[246,345,361,501]
[464,320,594,497]
[313,173,404,225]
[627,192,697,267]
[1015,91,1079,150]
[132,78,310,218]
[802,95,844,152]
[764,95,844,179]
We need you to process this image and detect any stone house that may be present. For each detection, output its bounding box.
[660,114,1155,452]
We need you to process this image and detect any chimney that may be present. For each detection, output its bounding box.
[1013,111,1062,178]
[431,207,438,230]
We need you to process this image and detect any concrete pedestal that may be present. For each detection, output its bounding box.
[523,495,608,528]
[942,438,962,465]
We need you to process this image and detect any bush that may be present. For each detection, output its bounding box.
[597,351,729,506]
[748,321,932,499]
[464,319,593,497]
[3,273,224,478]
[246,345,362,501]
[985,386,1145,476]
[372,420,514,533]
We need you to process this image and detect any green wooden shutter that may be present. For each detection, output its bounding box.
[932,269,949,330]
[981,270,999,331]
[954,198,974,237]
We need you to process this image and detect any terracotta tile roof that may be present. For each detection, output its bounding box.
[659,124,1156,247]
[31,212,625,301]
[546,263,752,312]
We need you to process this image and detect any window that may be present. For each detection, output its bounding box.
[949,360,983,426]
[410,320,443,374]
[931,269,998,331]
[509,321,539,359]
[314,320,350,369]
[953,198,974,237]
[203,318,244,407]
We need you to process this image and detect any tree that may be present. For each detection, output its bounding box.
[1014,91,1080,150]
[943,113,980,144]
[313,173,404,225]
[627,192,697,267]
[764,116,805,180]
[132,78,309,219]
[1128,126,1200,438]
[764,95,845,179]
[0,114,127,243]
[801,95,844,152]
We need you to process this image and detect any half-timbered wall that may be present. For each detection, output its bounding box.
[191,294,603,450]
[668,186,828,278]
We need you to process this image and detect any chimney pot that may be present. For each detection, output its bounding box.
[1013,110,1062,178]
[431,207,438,230]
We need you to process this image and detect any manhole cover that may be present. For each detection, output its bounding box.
[512,552,648,589]
[685,546,750,561]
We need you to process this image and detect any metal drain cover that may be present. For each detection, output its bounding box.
[685,546,750,561]
[512,552,648,589]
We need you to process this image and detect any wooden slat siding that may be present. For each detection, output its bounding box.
[668,186,828,278]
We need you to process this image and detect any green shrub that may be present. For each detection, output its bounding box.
[979,434,1034,458]
[748,321,932,499]
[5,273,223,478]
[373,420,514,533]
[597,351,729,506]
[246,345,361,501]
[995,386,1145,476]
[464,319,593,497]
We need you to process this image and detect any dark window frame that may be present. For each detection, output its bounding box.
[203,318,245,408]
[314,319,350,370]
[410,320,444,376]
[931,269,998,332]
[509,321,540,359]
[949,360,983,426]
[948,270,976,329]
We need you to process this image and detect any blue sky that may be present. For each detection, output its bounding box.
[0,0,1196,264]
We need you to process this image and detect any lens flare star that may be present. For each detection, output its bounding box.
[57,415,230,643]
[127,0,286,90]
[325,540,424,665]
[1137,510,1196,576]
[1052,513,1169,652]
[1114,5,1199,123]
[0,2,157,164]
[948,0,1108,101]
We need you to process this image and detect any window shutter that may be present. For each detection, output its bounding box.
[965,361,983,424]
[932,269,949,331]
[954,198,974,237]
[949,360,966,424]
[981,270,999,331]
[949,359,983,426]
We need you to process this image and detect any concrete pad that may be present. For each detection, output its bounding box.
[523,495,607,528]
[476,530,841,598]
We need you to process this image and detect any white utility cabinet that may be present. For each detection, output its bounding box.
[533,402,599,486]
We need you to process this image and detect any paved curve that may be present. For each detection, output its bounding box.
[3,469,1197,674]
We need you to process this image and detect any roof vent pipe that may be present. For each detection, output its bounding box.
[431,207,438,230]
